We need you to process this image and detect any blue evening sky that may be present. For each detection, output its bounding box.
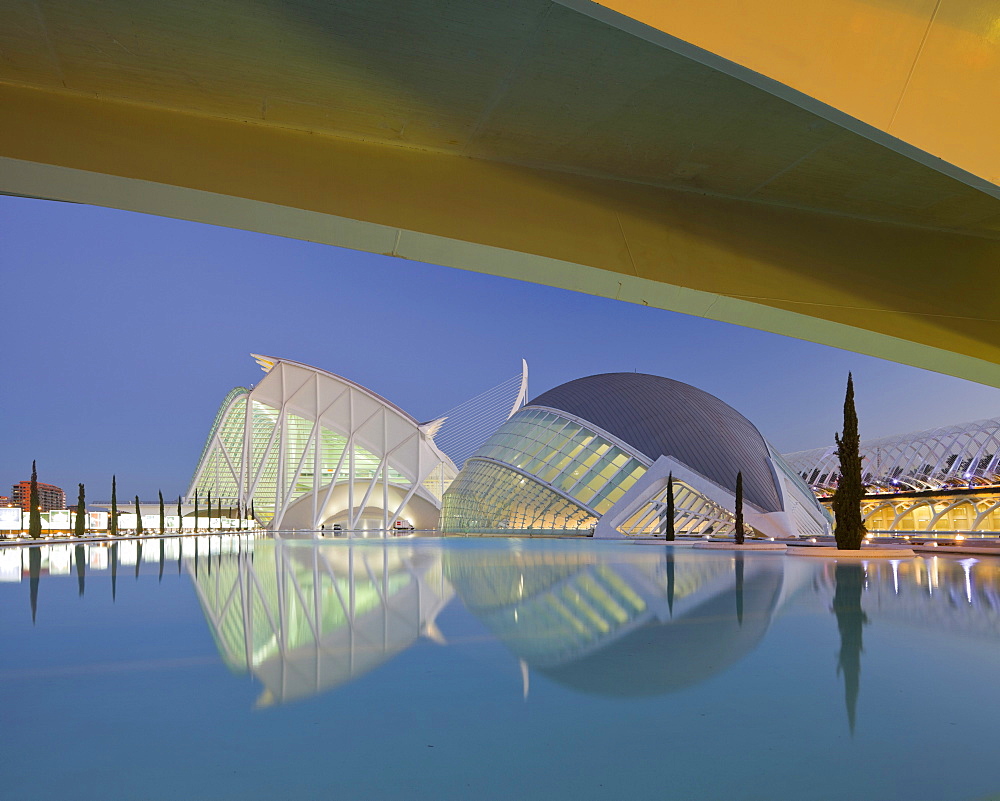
[3,194,1000,501]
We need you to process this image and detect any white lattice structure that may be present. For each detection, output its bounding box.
[433,360,528,468]
[187,356,458,531]
[785,417,1000,493]
[861,491,1000,534]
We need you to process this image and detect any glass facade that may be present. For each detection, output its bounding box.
[442,400,825,538]
[193,391,423,526]
[619,479,737,537]
[440,460,596,532]
[476,410,645,504]
[441,407,651,532]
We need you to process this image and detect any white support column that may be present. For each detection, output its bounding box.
[240,397,252,511]
[387,444,422,530]
[274,417,318,526]
[348,389,355,532]
[274,404,287,528]
[246,409,280,500]
[354,457,386,534]
[317,434,351,526]
[383,409,389,535]
[275,365,287,528]
[312,374,321,528]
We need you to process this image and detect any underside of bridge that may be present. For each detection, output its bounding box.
[2,1,1000,382]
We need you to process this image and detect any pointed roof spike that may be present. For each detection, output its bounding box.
[419,417,448,440]
[250,353,276,373]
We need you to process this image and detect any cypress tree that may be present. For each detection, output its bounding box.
[207,490,213,532]
[134,496,143,536]
[193,490,199,534]
[177,496,183,533]
[833,374,867,550]
[159,491,165,535]
[664,473,675,541]
[28,460,42,540]
[74,483,86,538]
[734,471,746,545]
[251,500,256,526]
[110,475,119,537]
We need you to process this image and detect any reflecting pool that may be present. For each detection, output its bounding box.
[3,536,1000,800]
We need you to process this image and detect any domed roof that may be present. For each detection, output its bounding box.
[528,373,782,513]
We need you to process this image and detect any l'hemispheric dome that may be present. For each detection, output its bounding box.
[529,373,781,512]
[440,371,831,538]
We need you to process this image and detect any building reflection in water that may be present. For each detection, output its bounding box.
[818,554,1000,733]
[444,545,787,696]
[9,539,1000,722]
[188,538,453,706]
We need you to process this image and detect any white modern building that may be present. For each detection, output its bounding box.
[441,373,831,539]
[188,355,527,531]
[784,417,1000,535]
[785,417,1000,493]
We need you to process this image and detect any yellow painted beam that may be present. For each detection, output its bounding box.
[577,0,1000,186]
[3,82,1000,385]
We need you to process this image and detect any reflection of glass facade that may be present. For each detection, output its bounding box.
[443,545,783,695]
[442,408,647,532]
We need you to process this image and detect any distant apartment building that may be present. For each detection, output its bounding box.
[12,481,66,512]
[0,496,10,506]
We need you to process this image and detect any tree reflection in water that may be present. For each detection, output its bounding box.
[832,562,867,735]
[75,544,86,597]
[735,552,745,626]
[665,549,675,617]
[28,546,41,624]
[110,541,118,602]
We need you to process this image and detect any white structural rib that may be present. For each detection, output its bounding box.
[432,360,529,469]
[785,416,1000,492]
[187,355,457,532]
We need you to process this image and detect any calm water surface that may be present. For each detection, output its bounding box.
[3,535,1000,801]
